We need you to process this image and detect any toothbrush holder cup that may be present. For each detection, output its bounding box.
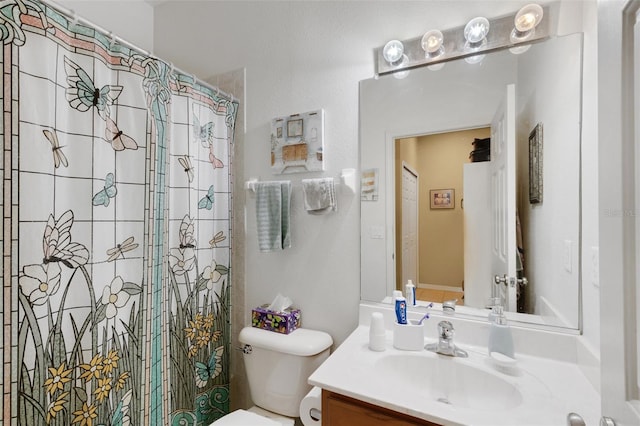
[393,320,425,351]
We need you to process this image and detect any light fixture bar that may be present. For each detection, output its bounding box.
[375,4,553,76]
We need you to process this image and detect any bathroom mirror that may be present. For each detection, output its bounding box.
[360,33,583,330]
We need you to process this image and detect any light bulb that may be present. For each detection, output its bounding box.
[509,45,531,55]
[465,54,485,65]
[464,17,490,44]
[515,4,543,32]
[421,30,444,55]
[383,40,404,64]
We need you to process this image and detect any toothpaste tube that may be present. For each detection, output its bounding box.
[395,296,407,325]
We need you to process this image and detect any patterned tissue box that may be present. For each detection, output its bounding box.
[251,304,301,334]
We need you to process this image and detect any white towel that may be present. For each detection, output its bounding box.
[255,181,291,252]
[302,178,337,214]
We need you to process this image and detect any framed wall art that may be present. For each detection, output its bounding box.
[361,168,379,201]
[270,109,324,174]
[430,189,455,209]
[529,122,543,204]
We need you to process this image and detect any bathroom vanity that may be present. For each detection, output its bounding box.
[308,303,600,426]
[322,390,438,426]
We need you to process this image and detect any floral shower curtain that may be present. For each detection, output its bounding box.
[0,1,237,425]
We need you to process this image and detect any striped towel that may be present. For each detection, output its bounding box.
[256,181,291,252]
[302,177,337,214]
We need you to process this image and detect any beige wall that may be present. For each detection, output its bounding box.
[396,127,490,290]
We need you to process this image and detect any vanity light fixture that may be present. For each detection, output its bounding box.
[374,3,554,77]
[464,17,490,47]
[463,17,489,64]
[393,55,410,79]
[509,3,544,54]
[514,3,544,34]
[421,29,444,58]
[382,40,405,65]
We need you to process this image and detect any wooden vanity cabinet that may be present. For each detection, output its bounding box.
[321,390,443,426]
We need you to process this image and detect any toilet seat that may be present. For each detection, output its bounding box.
[210,409,280,426]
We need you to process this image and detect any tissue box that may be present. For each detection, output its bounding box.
[251,304,301,334]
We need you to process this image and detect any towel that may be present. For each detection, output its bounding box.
[302,178,337,214]
[256,181,291,252]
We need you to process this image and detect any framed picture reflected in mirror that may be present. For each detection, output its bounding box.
[529,123,543,204]
[430,188,455,209]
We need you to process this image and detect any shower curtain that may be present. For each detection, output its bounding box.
[0,2,237,425]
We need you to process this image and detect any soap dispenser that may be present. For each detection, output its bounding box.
[488,305,515,358]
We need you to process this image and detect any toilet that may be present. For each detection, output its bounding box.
[211,326,333,426]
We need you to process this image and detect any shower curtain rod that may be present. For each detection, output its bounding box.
[40,0,238,104]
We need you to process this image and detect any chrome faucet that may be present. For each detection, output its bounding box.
[425,320,468,358]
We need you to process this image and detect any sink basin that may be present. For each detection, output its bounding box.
[374,353,523,410]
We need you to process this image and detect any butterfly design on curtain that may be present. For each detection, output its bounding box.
[192,108,214,147]
[42,210,89,268]
[198,185,215,210]
[64,56,123,120]
[93,173,117,207]
[104,117,138,151]
[194,346,224,388]
[178,155,194,183]
[42,129,68,168]
[106,236,139,262]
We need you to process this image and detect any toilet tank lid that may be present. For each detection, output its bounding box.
[239,327,333,356]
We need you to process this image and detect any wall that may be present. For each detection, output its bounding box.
[516,34,582,327]
[397,129,490,291]
[148,0,601,400]
[417,129,490,290]
[57,0,154,52]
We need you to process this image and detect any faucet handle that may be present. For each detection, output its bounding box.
[437,320,454,340]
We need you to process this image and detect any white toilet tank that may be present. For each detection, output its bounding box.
[239,327,332,418]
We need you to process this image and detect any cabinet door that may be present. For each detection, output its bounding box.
[322,390,441,426]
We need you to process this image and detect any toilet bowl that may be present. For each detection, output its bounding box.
[210,327,332,426]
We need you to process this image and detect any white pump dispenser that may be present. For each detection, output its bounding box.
[488,305,515,358]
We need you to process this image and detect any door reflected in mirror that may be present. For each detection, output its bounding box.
[360,33,582,330]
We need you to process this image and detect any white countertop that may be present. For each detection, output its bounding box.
[309,325,600,426]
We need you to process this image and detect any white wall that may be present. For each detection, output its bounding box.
[56,0,154,53]
[516,34,582,328]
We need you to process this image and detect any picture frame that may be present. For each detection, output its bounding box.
[361,168,379,201]
[529,123,543,204]
[430,188,455,209]
[270,109,325,174]
[287,118,303,138]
